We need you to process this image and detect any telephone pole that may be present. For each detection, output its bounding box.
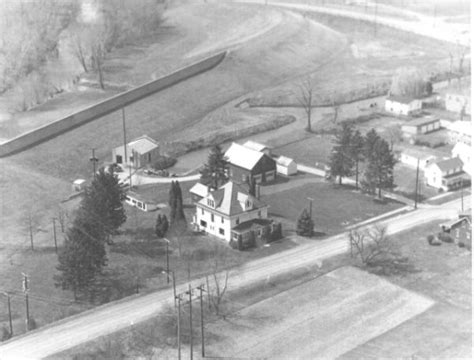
[52,217,58,253]
[186,285,194,360]
[414,158,420,209]
[198,285,206,357]
[176,294,182,360]
[28,213,34,251]
[307,197,314,218]
[1,292,13,336]
[22,273,30,331]
[90,148,98,179]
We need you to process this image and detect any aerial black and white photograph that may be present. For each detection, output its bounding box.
[0,0,471,359]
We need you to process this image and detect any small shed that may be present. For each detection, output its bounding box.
[112,135,160,168]
[72,179,86,192]
[125,191,159,212]
[276,156,297,175]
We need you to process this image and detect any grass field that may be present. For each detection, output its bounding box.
[341,221,472,359]
[260,181,402,235]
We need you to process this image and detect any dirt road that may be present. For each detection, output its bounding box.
[0,197,468,359]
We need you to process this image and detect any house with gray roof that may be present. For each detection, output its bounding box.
[424,157,469,191]
[385,95,422,116]
[193,180,278,248]
[112,135,160,168]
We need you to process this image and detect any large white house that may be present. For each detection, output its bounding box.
[193,181,270,244]
[424,157,467,191]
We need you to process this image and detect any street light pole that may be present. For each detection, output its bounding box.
[90,148,98,179]
[164,238,170,284]
[52,217,58,253]
[307,197,314,218]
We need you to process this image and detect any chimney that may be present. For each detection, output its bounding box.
[255,184,260,199]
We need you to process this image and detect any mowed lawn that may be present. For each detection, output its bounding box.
[261,182,402,235]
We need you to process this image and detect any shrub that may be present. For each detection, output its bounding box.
[229,240,239,250]
[1,326,11,342]
[437,232,453,243]
[426,234,434,244]
[152,156,177,171]
[27,317,38,331]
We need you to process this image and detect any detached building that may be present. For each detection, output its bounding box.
[242,140,272,156]
[401,116,440,137]
[276,156,297,176]
[193,181,278,248]
[385,96,422,116]
[225,142,276,184]
[112,135,160,168]
[398,146,444,170]
[424,157,468,191]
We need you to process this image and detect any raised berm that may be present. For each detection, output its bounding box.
[205,266,434,359]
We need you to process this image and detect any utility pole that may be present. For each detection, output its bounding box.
[176,294,182,360]
[90,148,98,179]
[1,292,13,336]
[122,107,132,190]
[198,285,206,357]
[186,285,194,360]
[162,270,176,307]
[206,275,211,310]
[22,273,30,331]
[164,238,170,284]
[414,158,420,209]
[52,217,58,253]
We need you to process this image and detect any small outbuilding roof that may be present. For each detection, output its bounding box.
[225,143,265,171]
[276,156,295,167]
[73,179,86,185]
[402,116,440,128]
[242,140,271,153]
[189,183,209,198]
[126,135,159,154]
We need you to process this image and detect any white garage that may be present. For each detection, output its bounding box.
[276,156,297,176]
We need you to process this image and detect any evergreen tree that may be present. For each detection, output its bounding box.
[169,181,177,223]
[362,138,397,198]
[296,209,314,237]
[350,129,365,189]
[169,181,186,225]
[200,145,229,190]
[364,128,381,160]
[329,123,354,184]
[55,216,107,300]
[155,214,169,238]
[80,168,126,239]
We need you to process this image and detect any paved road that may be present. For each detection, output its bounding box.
[232,0,470,46]
[0,196,469,359]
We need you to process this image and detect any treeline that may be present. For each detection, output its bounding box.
[0,0,164,111]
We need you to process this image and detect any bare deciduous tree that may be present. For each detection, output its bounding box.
[348,225,392,266]
[296,77,316,132]
[209,245,230,316]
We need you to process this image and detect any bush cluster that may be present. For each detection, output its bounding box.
[437,231,453,243]
[151,156,177,171]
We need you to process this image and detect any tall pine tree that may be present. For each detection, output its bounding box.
[200,145,229,190]
[350,129,365,189]
[296,209,314,237]
[330,122,355,184]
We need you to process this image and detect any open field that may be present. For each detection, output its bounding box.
[205,266,434,359]
[260,181,402,235]
[342,220,472,359]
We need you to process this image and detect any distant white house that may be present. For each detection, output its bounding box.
[242,140,272,156]
[446,93,471,115]
[399,146,444,170]
[385,96,422,116]
[424,157,467,191]
[276,156,297,175]
[112,135,160,168]
[444,120,472,145]
[452,142,472,176]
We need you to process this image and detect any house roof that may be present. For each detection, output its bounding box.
[400,145,445,160]
[386,95,419,105]
[189,183,209,198]
[198,181,267,216]
[276,156,296,167]
[73,179,86,185]
[402,116,439,128]
[225,142,265,171]
[242,140,271,152]
[127,135,159,154]
[429,157,464,172]
[440,216,471,230]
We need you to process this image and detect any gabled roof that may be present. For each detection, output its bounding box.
[276,156,295,167]
[225,142,265,171]
[242,140,271,152]
[429,157,464,172]
[386,95,420,105]
[189,183,209,198]
[198,181,267,216]
[127,135,159,154]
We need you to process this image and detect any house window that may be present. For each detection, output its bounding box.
[242,174,248,182]
[116,155,123,164]
[258,210,261,217]
[200,220,207,228]
[236,218,240,225]
[219,228,225,236]
[207,199,215,208]
[211,214,214,222]
[147,153,151,162]
[245,200,251,208]
[221,216,224,224]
